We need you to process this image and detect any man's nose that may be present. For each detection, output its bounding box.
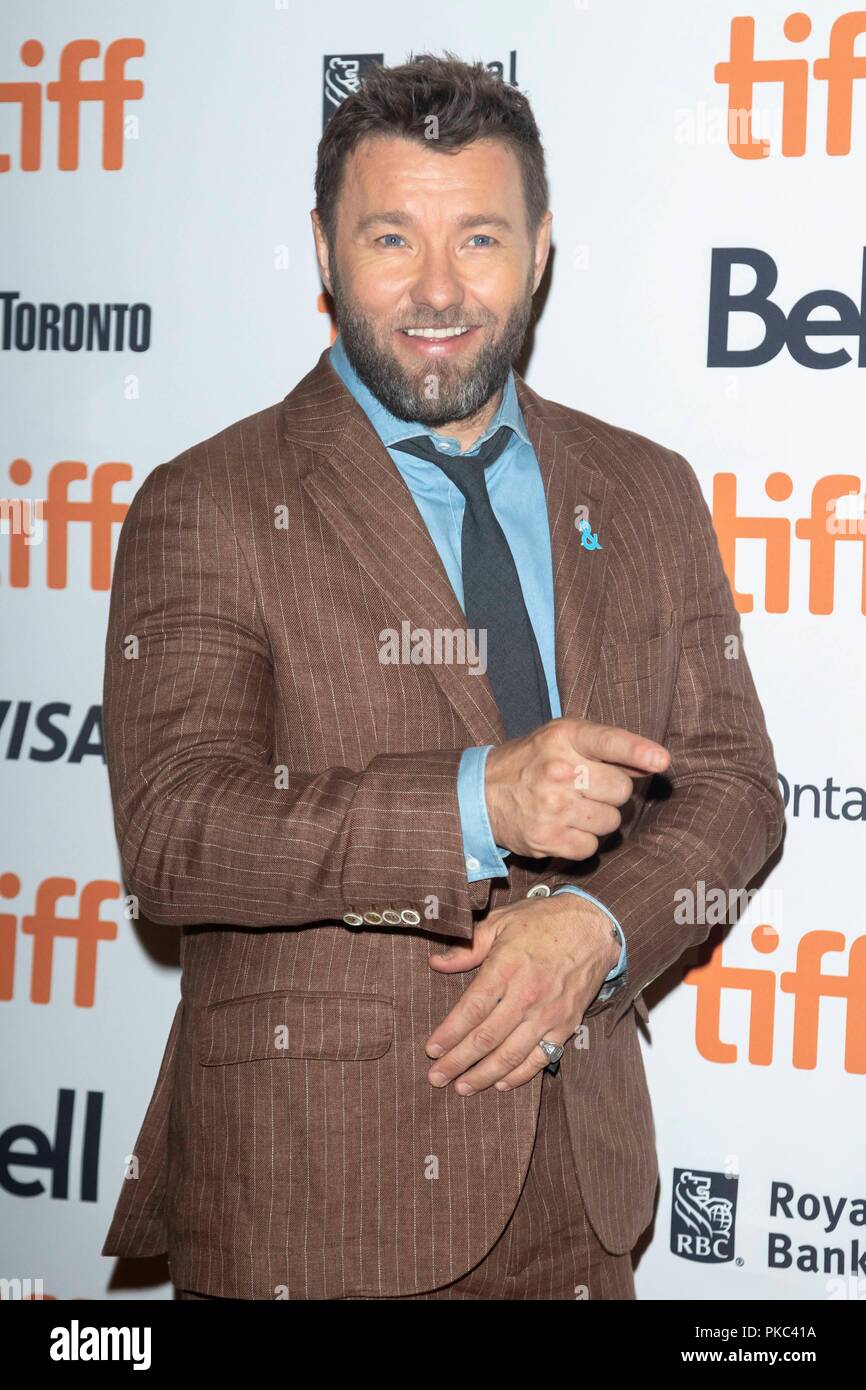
[408,249,466,315]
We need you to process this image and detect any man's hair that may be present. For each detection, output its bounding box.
[315,51,549,250]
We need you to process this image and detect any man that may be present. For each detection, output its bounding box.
[101,53,784,1301]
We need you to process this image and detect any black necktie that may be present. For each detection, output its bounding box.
[392,425,552,739]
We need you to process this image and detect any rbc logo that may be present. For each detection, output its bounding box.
[671,1168,738,1263]
[322,55,383,129]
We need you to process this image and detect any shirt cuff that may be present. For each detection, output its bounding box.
[457,746,510,881]
[551,886,627,981]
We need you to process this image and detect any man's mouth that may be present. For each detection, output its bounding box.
[401,326,473,339]
[395,324,481,356]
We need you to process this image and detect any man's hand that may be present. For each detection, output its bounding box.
[485,716,670,861]
[423,894,622,1095]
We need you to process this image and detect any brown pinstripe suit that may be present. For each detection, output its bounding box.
[100,346,784,1298]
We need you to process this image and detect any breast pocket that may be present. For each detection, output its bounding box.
[195,989,395,1065]
[594,613,680,745]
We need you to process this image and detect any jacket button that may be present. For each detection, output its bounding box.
[400,908,421,925]
[362,910,383,925]
[381,909,402,924]
[342,912,364,926]
[526,884,551,898]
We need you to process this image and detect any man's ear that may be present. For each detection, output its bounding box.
[532,210,553,295]
[311,209,333,294]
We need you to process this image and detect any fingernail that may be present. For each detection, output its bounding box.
[495,1082,511,1091]
[426,1044,444,1058]
[429,1071,448,1086]
[454,1083,473,1095]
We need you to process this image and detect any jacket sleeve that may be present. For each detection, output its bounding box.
[103,459,489,936]
[530,451,785,1034]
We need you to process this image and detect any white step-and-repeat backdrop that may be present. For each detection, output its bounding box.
[2,0,863,1300]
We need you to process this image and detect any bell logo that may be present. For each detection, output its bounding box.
[707,247,866,370]
[0,1089,102,1201]
[671,1169,738,1263]
[715,11,866,158]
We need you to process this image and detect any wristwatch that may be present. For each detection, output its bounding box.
[595,970,628,1004]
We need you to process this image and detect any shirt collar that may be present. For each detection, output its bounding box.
[328,331,531,456]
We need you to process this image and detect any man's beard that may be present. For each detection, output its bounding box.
[329,257,534,427]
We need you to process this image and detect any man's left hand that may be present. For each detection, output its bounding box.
[424,894,621,1095]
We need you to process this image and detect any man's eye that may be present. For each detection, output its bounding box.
[468,234,496,247]
[378,234,406,247]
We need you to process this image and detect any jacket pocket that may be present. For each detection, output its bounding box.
[195,989,394,1065]
[606,613,679,684]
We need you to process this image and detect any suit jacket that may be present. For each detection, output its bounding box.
[100,346,785,1298]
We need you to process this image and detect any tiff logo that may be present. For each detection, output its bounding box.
[0,874,123,1007]
[684,924,866,1073]
[0,457,130,588]
[0,38,144,172]
[715,11,866,157]
[713,468,866,615]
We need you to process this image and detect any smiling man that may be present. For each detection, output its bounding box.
[101,53,784,1301]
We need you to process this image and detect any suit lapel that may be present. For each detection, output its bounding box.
[512,373,611,727]
[284,349,610,744]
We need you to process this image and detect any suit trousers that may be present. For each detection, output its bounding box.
[175,1065,636,1301]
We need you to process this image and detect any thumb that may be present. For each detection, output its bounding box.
[428,931,492,972]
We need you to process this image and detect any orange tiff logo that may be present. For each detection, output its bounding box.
[685,925,866,1073]
[0,38,144,172]
[714,472,866,614]
[0,457,130,589]
[3,456,862,611]
[715,11,866,157]
[0,874,121,1007]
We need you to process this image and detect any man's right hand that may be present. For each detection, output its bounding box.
[485,717,671,862]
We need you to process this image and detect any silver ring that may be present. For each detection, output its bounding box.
[537,1039,564,1065]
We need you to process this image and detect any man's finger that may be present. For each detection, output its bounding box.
[453,1020,572,1094]
[428,938,488,972]
[493,1025,577,1091]
[425,995,525,1084]
[566,721,670,775]
[424,973,511,1063]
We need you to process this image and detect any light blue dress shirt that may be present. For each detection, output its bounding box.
[328,334,625,986]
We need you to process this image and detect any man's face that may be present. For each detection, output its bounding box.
[313,135,551,426]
